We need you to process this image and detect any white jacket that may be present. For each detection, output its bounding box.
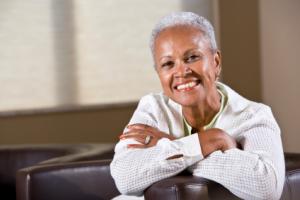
[110,82,285,200]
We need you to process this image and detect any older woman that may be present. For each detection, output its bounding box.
[110,12,285,200]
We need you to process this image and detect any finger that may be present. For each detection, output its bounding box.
[127,144,147,149]
[120,134,147,144]
[127,124,158,132]
[121,129,150,138]
[122,129,155,139]
[121,130,155,144]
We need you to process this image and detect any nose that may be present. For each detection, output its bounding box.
[174,61,192,78]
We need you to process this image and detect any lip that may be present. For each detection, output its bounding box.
[173,79,201,91]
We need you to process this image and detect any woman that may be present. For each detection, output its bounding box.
[110,12,285,200]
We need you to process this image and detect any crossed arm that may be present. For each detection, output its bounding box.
[111,124,238,193]
[110,106,284,199]
[120,124,237,158]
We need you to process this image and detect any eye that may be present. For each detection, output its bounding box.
[185,55,200,63]
[161,61,174,68]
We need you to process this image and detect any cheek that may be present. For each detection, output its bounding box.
[201,59,212,71]
[158,73,172,91]
[202,60,218,81]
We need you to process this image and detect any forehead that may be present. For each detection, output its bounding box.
[154,25,209,54]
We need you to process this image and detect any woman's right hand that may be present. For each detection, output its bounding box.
[198,128,238,157]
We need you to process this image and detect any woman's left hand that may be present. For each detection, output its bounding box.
[120,123,176,148]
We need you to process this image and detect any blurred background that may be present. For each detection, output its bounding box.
[0,0,299,152]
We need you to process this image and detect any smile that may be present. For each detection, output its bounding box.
[175,80,201,91]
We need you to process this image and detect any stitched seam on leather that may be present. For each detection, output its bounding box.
[174,185,179,200]
[286,169,300,199]
[285,176,292,200]
[286,169,300,175]
[27,174,31,199]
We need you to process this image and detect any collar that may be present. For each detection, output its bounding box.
[183,83,228,135]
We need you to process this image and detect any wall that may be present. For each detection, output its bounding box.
[219,0,262,102]
[0,0,215,145]
[219,0,300,153]
[0,0,215,112]
[260,0,300,153]
[0,104,136,144]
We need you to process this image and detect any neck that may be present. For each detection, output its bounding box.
[182,89,221,132]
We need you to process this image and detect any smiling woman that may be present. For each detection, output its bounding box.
[154,26,221,111]
[110,12,285,200]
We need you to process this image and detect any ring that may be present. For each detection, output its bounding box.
[144,135,152,145]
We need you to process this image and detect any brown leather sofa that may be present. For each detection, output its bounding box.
[144,153,300,200]
[0,144,114,200]
[16,152,300,200]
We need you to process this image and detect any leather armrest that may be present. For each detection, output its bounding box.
[284,152,300,171]
[0,144,94,200]
[38,143,114,164]
[282,153,300,200]
[145,153,300,200]
[16,159,120,200]
[144,173,240,200]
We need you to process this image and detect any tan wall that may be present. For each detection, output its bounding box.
[0,0,214,145]
[219,0,300,153]
[219,0,262,102]
[0,0,215,112]
[0,104,136,144]
[0,0,216,145]
[260,0,300,153]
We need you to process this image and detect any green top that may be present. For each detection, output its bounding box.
[183,84,228,136]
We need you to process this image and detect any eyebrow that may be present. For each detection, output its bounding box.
[184,48,200,54]
[184,48,206,57]
[158,47,202,62]
[159,55,173,62]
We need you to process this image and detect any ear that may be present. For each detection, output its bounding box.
[214,50,222,80]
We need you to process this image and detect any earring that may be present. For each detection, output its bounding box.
[215,73,220,81]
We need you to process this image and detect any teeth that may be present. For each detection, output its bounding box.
[177,81,197,90]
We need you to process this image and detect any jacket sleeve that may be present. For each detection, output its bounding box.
[190,105,285,200]
[110,95,203,195]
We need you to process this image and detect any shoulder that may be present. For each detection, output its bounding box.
[218,82,280,132]
[219,82,271,115]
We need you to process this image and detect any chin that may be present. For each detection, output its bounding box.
[171,96,200,107]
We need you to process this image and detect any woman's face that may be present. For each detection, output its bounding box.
[154,25,221,107]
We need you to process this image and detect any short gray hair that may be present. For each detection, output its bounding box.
[150,12,218,56]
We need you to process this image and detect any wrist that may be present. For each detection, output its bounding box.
[167,134,176,140]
